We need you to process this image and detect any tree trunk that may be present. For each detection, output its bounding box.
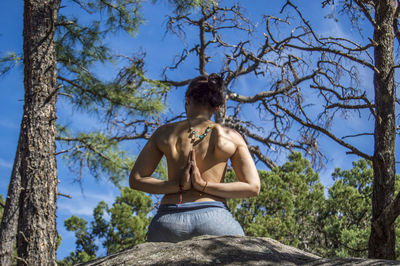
[16,0,60,265]
[0,136,22,266]
[369,0,396,259]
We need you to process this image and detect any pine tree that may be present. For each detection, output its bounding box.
[12,1,61,264]
[58,187,152,264]
[321,159,400,259]
[0,0,164,264]
[227,155,400,258]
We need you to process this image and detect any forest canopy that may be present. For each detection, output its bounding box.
[57,155,400,264]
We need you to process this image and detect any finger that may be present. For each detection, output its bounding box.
[184,151,192,170]
[191,150,196,164]
[185,163,192,175]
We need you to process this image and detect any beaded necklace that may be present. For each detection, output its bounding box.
[189,124,212,142]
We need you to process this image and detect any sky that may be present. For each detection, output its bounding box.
[0,0,395,260]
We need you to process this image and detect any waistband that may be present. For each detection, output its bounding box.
[157,201,228,213]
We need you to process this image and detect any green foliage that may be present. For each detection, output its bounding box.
[53,0,171,188]
[227,154,400,258]
[160,0,216,14]
[0,52,22,76]
[59,131,136,186]
[59,187,152,264]
[154,157,168,181]
[94,187,152,254]
[56,3,169,118]
[58,216,97,266]
[58,154,400,260]
[58,130,168,186]
[227,152,325,253]
[319,160,400,259]
[4,0,168,192]
[71,0,144,35]
[321,160,373,257]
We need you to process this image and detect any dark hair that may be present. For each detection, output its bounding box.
[185,73,225,108]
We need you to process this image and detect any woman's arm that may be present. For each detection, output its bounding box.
[191,133,260,198]
[129,128,191,194]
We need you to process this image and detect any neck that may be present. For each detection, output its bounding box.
[186,112,212,126]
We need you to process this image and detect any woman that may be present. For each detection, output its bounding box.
[129,73,260,242]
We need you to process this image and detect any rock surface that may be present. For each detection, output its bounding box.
[77,235,399,265]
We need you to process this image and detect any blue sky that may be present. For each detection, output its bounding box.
[0,0,393,260]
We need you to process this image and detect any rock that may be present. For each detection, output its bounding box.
[77,235,400,266]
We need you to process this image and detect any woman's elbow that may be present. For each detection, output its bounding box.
[129,172,140,190]
[249,183,260,197]
[254,184,261,196]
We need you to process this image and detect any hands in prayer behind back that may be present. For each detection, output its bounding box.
[189,150,206,191]
[179,151,192,190]
[179,150,206,192]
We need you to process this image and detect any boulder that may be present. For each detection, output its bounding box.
[77,235,399,265]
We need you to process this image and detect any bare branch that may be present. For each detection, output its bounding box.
[354,0,377,28]
[326,103,375,110]
[55,148,74,156]
[342,133,374,139]
[275,102,372,161]
[249,146,278,169]
[57,192,72,199]
[286,44,378,73]
[282,1,324,45]
[228,70,319,103]
[157,79,191,87]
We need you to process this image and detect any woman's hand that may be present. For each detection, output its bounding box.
[190,150,206,191]
[179,151,193,191]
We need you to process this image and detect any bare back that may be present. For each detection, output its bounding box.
[156,120,239,204]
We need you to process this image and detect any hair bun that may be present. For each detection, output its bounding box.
[186,73,225,108]
[207,73,224,92]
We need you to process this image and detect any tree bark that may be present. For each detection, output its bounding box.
[369,0,396,259]
[0,136,22,266]
[16,0,60,265]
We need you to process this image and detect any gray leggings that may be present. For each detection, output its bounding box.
[147,201,245,242]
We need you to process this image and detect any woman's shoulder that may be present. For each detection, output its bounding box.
[154,120,186,133]
[151,120,187,143]
[212,124,244,144]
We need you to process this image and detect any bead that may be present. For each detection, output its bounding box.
[189,124,213,141]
